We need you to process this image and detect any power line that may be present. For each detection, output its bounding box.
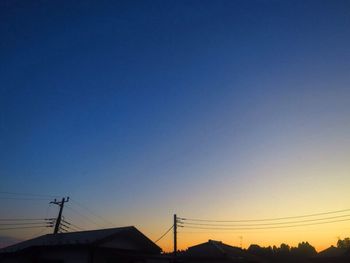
[180,218,350,231]
[66,224,83,232]
[179,208,350,223]
[59,225,69,232]
[67,224,84,232]
[61,219,85,231]
[59,221,71,229]
[0,222,53,226]
[28,226,50,238]
[27,203,55,240]
[70,199,115,227]
[0,197,51,201]
[179,214,350,227]
[0,191,60,198]
[60,219,84,232]
[0,218,54,221]
[0,225,50,231]
[0,192,113,226]
[65,206,105,228]
[154,225,173,243]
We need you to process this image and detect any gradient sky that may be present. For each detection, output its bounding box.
[1,0,350,252]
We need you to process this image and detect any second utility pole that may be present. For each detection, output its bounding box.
[50,197,69,234]
[173,214,177,258]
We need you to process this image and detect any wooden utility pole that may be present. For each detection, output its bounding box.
[173,214,177,258]
[50,197,69,234]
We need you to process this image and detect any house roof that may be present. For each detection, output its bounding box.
[317,246,347,258]
[0,226,161,254]
[186,239,260,262]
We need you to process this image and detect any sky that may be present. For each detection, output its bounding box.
[1,0,350,252]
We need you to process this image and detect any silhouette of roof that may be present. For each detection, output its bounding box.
[186,239,260,262]
[317,246,347,258]
[0,226,161,254]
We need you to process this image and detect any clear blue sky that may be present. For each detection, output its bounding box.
[1,0,350,250]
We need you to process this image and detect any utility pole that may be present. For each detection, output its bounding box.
[50,197,69,234]
[173,214,177,259]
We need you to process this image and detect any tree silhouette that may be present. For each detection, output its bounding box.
[247,244,273,259]
[337,237,350,249]
[272,243,290,259]
[290,241,317,258]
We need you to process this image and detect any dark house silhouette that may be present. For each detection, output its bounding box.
[0,226,163,263]
[183,239,262,263]
[311,245,350,263]
[317,246,346,258]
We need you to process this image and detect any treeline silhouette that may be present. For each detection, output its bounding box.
[247,237,350,262]
[168,237,350,262]
[248,242,316,261]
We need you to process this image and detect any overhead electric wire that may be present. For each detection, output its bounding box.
[65,206,104,228]
[59,225,69,232]
[68,225,84,232]
[60,222,71,229]
[27,203,55,239]
[180,218,350,231]
[70,223,85,231]
[0,225,50,231]
[60,219,84,232]
[179,214,350,227]
[70,199,115,227]
[0,222,53,226]
[0,191,60,198]
[69,225,84,232]
[62,219,85,231]
[0,191,115,230]
[154,225,173,243]
[179,208,350,223]
[0,218,54,221]
[0,197,51,201]
[0,192,113,229]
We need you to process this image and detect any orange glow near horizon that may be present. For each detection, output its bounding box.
[147,215,350,253]
[157,223,350,253]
